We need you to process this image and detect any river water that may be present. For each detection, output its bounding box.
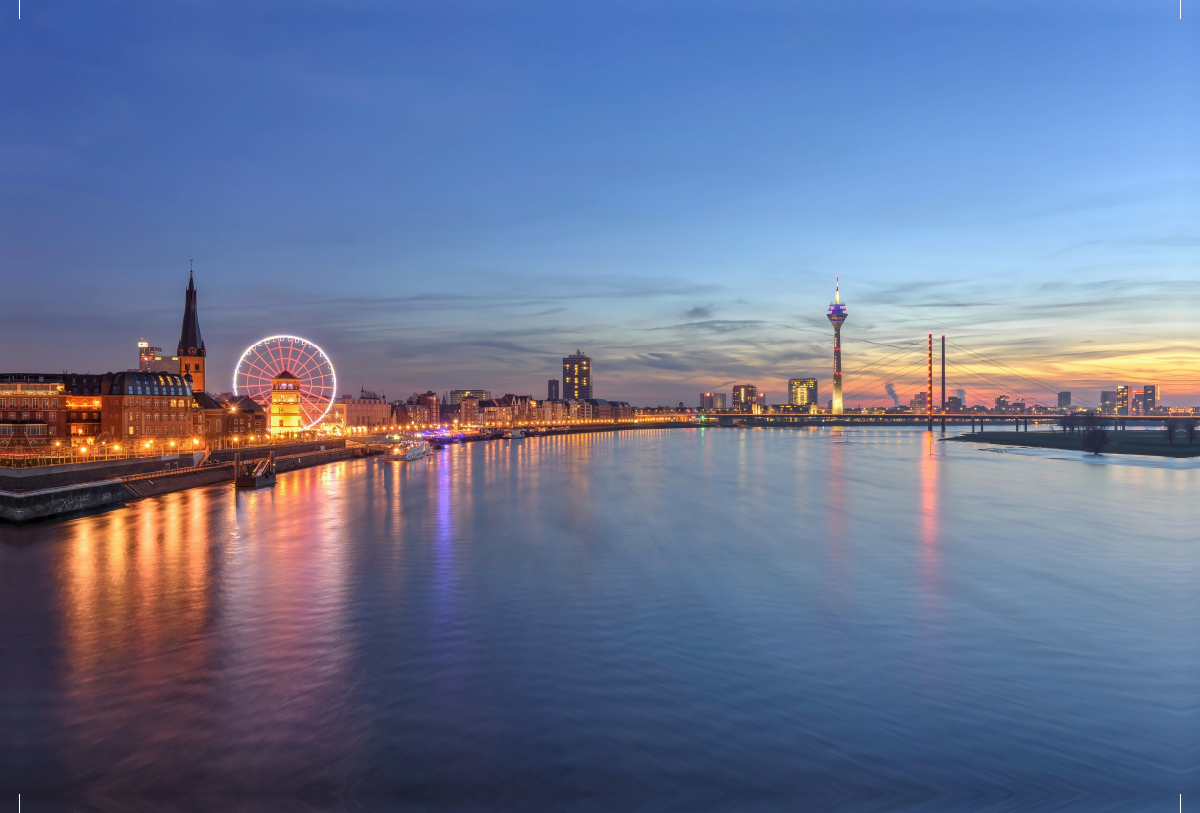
[1,427,1195,812]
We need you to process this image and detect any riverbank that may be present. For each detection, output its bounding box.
[0,441,372,524]
[948,430,1200,458]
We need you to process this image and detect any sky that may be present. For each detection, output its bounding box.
[2,1,1198,408]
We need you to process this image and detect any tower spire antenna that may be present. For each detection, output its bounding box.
[190,259,193,278]
[827,277,848,415]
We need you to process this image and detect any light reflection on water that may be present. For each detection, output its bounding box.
[0,427,1195,811]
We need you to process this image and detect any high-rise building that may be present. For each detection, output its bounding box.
[1057,391,1071,409]
[995,395,1010,411]
[946,395,963,411]
[788,379,818,407]
[177,268,206,394]
[137,340,179,373]
[563,351,593,400]
[1100,391,1118,415]
[826,278,848,414]
[910,392,929,412]
[547,379,560,401]
[1142,385,1158,412]
[449,389,490,405]
[699,392,726,410]
[731,384,757,413]
[1117,385,1130,416]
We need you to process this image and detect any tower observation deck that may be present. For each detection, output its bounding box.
[827,278,848,414]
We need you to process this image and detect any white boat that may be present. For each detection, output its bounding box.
[503,428,526,439]
[380,442,430,461]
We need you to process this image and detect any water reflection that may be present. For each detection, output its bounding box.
[0,427,1194,809]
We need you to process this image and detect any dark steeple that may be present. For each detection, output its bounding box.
[178,264,206,357]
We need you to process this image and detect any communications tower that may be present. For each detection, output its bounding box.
[827,278,848,414]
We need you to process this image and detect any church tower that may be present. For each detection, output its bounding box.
[177,267,207,394]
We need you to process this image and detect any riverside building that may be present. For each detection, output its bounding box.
[563,351,593,400]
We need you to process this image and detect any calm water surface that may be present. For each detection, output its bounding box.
[1,428,1196,812]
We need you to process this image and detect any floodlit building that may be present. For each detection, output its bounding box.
[176,269,207,395]
[1117,385,1130,416]
[732,384,757,413]
[699,392,726,410]
[450,389,491,405]
[1057,391,1071,409]
[269,371,303,435]
[788,379,818,408]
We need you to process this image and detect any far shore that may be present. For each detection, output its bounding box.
[948,430,1200,458]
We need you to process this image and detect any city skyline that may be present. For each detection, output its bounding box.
[2,3,1196,405]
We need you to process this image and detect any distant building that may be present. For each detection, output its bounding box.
[563,351,593,400]
[137,341,179,373]
[1100,390,1118,415]
[699,392,726,410]
[337,392,392,431]
[1057,391,1071,409]
[414,391,441,425]
[911,391,929,412]
[788,379,818,408]
[459,396,480,425]
[995,395,1010,411]
[732,384,757,413]
[547,379,560,401]
[449,389,491,405]
[1117,385,1130,416]
[946,395,963,412]
[1142,384,1158,412]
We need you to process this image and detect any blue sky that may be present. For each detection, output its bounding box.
[2,1,1197,406]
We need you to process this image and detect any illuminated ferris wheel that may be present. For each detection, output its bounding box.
[233,336,336,429]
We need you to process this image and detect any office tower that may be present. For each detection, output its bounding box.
[137,340,178,373]
[910,391,929,411]
[449,389,491,405]
[699,392,726,410]
[788,378,818,407]
[946,395,963,411]
[1142,385,1158,412]
[1100,391,1118,415]
[563,351,593,400]
[547,379,560,401]
[177,268,206,394]
[731,385,757,413]
[1058,391,1071,409]
[827,278,848,415]
[1117,385,1130,416]
[995,395,1010,411]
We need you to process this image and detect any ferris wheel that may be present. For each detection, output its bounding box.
[233,336,336,429]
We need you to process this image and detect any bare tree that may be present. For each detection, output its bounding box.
[1079,412,1108,455]
[1165,420,1177,445]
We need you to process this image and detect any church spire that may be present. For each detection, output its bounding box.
[178,266,205,357]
